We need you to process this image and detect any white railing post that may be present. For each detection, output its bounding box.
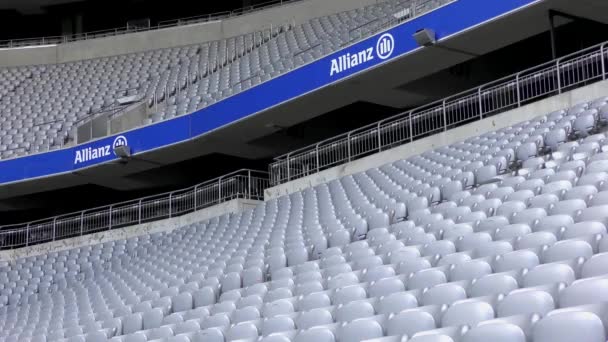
[52,218,57,241]
[109,206,113,230]
[516,73,521,107]
[316,143,320,173]
[218,177,223,204]
[248,170,252,199]
[347,132,352,162]
[478,87,484,120]
[169,193,173,218]
[138,199,143,224]
[602,44,606,80]
[556,59,562,94]
[442,100,447,131]
[286,153,291,181]
[409,111,414,142]
[26,223,30,247]
[194,185,198,210]
[377,122,382,152]
[80,212,84,236]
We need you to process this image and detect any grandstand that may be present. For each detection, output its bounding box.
[5,94,608,342]
[0,0,441,160]
[2,0,608,342]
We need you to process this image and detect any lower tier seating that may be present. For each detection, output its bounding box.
[2,96,608,342]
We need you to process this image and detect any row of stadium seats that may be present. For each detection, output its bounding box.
[0,0,450,161]
[2,97,608,341]
[153,0,445,122]
[0,30,280,158]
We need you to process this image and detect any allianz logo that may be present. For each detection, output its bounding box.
[329,33,395,77]
[74,135,128,165]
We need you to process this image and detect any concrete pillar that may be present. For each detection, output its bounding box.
[60,13,83,36]
[75,13,83,35]
[61,16,73,36]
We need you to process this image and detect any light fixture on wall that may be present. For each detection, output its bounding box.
[114,145,131,161]
[413,28,437,47]
[412,28,479,57]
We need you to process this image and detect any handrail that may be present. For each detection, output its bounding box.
[293,42,322,57]
[0,169,269,250]
[33,119,63,127]
[73,105,126,127]
[269,40,608,185]
[0,0,304,49]
[150,0,440,112]
[151,0,446,119]
[344,0,439,46]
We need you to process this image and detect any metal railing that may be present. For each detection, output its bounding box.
[0,170,269,250]
[151,22,292,112]
[0,0,443,163]
[345,0,453,46]
[148,0,450,119]
[0,0,303,49]
[73,104,128,127]
[270,41,608,185]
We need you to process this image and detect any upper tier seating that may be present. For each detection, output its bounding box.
[2,96,608,341]
[0,0,449,161]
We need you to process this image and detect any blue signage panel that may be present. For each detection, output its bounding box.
[70,115,191,169]
[0,0,539,185]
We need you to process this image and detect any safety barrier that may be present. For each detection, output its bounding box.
[270,41,608,184]
[0,170,268,249]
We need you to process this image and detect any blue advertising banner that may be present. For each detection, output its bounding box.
[0,0,539,185]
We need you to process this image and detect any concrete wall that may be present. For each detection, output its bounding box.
[0,198,260,262]
[0,0,378,68]
[264,79,608,200]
